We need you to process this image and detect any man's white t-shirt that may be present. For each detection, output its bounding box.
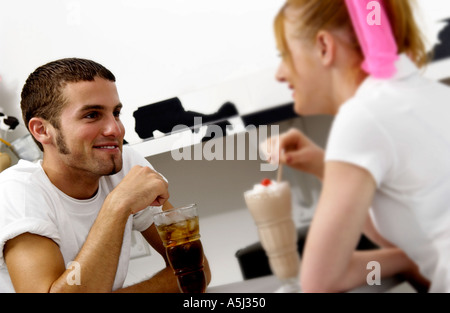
[325,54,450,292]
[0,145,161,292]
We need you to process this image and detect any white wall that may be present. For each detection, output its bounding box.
[0,0,289,145]
[1,0,449,146]
[416,0,450,47]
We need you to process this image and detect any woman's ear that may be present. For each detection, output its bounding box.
[28,117,53,147]
[315,30,336,67]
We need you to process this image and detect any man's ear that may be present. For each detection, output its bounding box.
[315,30,336,67]
[28,117,53,147]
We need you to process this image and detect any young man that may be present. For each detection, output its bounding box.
[0,58,211,292]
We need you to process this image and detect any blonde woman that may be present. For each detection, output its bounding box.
[268,0,449,292]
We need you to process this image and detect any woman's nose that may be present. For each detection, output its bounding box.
[275,61,287,83]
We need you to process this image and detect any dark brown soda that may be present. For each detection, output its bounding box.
[166,239,206,293]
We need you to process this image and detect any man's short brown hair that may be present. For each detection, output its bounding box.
[20,58,116,151]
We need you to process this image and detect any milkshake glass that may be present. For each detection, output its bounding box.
[244,179,301,292]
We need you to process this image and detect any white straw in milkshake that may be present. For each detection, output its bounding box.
[277,149,284,183]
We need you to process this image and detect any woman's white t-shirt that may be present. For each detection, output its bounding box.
[325,54,450,292]
[0,145,161,292]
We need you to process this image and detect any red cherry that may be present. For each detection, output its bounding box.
[261,178,271,186]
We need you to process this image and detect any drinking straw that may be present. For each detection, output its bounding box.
[277,149,284,183]
[277,163,283,183]
[0,137,11,147]
[0,137,20,159]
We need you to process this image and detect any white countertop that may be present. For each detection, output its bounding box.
[207,274,416,293]
[126,206,417,293]
[125,206,311,288]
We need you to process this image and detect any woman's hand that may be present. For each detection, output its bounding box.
[262,128,325,180]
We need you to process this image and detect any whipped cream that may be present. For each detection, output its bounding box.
[244,180,289,199]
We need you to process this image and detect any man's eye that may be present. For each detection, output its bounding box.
[113,110,121,118]
[85,112,99,119]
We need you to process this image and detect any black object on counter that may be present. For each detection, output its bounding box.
[0,113,19,131]
[241,102,296,127]
[235,225,378,280]
[429,17,450,62]
[133,97,239,141]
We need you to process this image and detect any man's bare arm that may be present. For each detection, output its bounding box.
[4,166,169,292]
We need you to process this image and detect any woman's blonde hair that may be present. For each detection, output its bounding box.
[274,0,428,68]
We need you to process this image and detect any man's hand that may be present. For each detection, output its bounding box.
[107,165,170,215]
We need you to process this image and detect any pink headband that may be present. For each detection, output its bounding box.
[344,0,398,79]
